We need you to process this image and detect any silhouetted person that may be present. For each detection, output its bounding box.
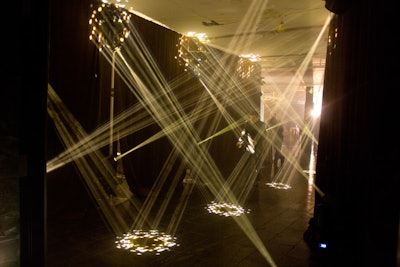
[274,125,284,175]
[266,114,285,176]
[265,115,277,163]
[236,113,267,186]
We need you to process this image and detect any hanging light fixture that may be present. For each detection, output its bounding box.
[175,32,209,76]
[88,2,131,51]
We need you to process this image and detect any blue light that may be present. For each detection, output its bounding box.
[318,242,328,249]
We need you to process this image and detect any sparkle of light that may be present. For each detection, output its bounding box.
[176,34,208,75]
[88,2,131,51]
[206,201,250,217]
[236,57,260,79]
[266,182,291,190]
[115,229,178,255]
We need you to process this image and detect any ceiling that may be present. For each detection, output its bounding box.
[107,0,332,85]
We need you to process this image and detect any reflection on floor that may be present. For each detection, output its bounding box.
[47,155,333,267]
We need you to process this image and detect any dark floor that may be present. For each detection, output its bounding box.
[45,151,337,267]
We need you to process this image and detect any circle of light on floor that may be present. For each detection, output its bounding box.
[266,182,291,190]
[115,229,178,255]
[206,201,250,217]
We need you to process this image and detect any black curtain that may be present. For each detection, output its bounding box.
[306,1,399,266]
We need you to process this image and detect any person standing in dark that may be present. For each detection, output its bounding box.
[265,115,277,163]
[236,113,267,186]
[267,114,284,176]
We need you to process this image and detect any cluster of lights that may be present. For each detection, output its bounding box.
[266,182,291,190]
[115,229,178,255]
[205,201,250,217]
[89,2,131,51]
[175,32,209,76]
[236,55,261,80]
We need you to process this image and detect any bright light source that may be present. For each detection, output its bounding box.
[266,182,291,190]
[206,201,250,217]
[311,108,321,118]
[318,242,328,249]
[115,229,178,255]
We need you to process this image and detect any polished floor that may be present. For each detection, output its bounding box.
[46,151,334,267]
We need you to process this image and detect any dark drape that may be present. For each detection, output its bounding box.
[306,1,398,266]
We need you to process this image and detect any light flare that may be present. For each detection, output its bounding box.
[115,229,178,255]
[206,201,251,217]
